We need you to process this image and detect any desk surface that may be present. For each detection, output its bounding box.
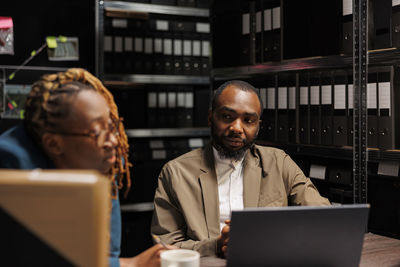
[200,233,400,267]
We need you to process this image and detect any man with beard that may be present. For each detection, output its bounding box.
[151,80,330,258]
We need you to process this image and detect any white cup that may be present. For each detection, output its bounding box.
[161,249,200,267]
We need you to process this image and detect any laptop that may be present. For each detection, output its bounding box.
[0,169,110,267]
[227,204,370,267]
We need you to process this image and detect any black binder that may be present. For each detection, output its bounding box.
[144,34,154,74]
[157,88,168,128]
[255,0,263,63]
[163,32,174,74]
[288,77,297,144]
[240,1,255,65]
[392,3,400,47]
[173,33,183,75]
[277,75,289,143]
[309,74,321,145]
[262,2,273,62]
[194,87,210,127]
[147,90,158,128]
[153,32,164,74]
[372,0,392,49]
[191,34,202,75]
[377,70,393,149]
[341,0,353,54]
[333,72,348,146]
[167,87,177,127]
[183,37,193,75]
[271,4,281,61]
[347,73,354,146]
[299,74,309,144]
[367,72,378,148]
[264,77,276,142]
[321,73,333,146]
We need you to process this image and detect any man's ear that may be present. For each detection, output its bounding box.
[208,109,213,127]
[41,133,64,156]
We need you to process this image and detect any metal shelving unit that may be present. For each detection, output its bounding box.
[104,74,210,85]
[125,127,209,138]
[104,0,209,17]
[212,48,400,81]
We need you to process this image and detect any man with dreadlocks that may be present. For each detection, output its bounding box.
[0,68,167,267]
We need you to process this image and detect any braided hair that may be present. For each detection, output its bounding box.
[24,68,131,197]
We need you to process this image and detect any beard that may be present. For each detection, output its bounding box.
[210,120,258,161]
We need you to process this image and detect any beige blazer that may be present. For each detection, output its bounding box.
[151,144,330,256]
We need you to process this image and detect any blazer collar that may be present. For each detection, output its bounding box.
[198,143,220,237]
[242,146,262,208]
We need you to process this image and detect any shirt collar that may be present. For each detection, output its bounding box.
[212,146,245,170]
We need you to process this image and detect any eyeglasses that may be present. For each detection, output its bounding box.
[47,119,120,147]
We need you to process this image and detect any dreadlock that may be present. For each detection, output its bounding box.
[24,68,131,198]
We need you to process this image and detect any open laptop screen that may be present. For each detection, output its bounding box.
[227,204,370,267]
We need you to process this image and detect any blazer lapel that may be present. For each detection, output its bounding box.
[198,144,220,237]
[243,150,262,208]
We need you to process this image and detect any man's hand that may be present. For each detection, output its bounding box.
[120,243,173,267]
[217,219,230,258]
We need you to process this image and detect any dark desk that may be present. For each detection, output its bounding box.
[200,233,400,267]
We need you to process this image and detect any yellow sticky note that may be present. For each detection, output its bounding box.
[20,110,25,119]
[58,35,67,43]
[11,100,17,107]
[31,50,36,57]
[46,36,57,48]
[8,73,15,80]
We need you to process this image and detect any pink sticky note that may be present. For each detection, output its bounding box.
[0,17,13,29]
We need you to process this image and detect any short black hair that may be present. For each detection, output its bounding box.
[211,80,264,115]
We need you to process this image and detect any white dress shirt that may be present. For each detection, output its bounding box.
[213,147,245,231]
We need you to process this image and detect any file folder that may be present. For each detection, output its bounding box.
[277,75,288,143]
[333,73,348,146]
[377,70,393,149]
[310,74,321,145]
[124,35,134,73]
[321,73,333,146]
[299,74,309,144]
[367,73,378,148]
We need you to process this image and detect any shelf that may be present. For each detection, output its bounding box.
[104,74,210,85]
[126,127,210,138]
[257,140,400,162]
[104,1,209,17]
[212,48,400,80]
[0,65,69,72]
[120,202,154,212]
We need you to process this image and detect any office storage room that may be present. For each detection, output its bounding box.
[1,0,400,266]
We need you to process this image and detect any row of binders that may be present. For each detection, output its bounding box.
[256,65,398,149]
[147,86,209,128]
[111,85,209,129]
[104,17,210,75]
[123,0,210,8]
[213,0,400,68]
[130,137,208,161]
